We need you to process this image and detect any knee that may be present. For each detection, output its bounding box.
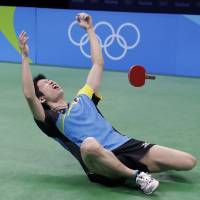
[80,137,101,157]
[183,154,197,170]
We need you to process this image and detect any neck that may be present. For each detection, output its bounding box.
[48,99,68,111]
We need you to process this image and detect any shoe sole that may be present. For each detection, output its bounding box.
[144,181,160,195]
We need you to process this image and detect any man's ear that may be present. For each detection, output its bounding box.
[39,96,46,104]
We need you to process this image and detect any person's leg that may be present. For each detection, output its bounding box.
[81,137,159,194]
[139,145,197,173]
[80,137,136,179]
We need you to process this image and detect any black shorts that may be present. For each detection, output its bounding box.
[87,139,155,186]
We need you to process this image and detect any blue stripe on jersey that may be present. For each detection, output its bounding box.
[56,94,130,151]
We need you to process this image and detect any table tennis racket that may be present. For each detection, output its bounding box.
[128,65,156,87]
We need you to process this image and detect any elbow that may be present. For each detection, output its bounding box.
[100,60,104,67]
[24,94,34,101]
[23,90,35,100]
[99,57,104,66]
[93,56,104,67]
[94,60,104,68]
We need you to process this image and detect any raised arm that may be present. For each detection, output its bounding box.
[19,31,45,121]
[77,13,104,93]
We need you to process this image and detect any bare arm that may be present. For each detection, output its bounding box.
[77,13,104,93]
[19,31,45,121]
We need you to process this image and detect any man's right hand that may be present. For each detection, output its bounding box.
[76,13,93,31]
[19,31,29,57]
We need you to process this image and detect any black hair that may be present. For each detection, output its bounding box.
[33,74,50,110]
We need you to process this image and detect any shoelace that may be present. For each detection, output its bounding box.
[137,173,154,188]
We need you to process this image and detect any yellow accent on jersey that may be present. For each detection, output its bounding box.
[61,114,66,132]
[77,84,102,99]
[66,85,102,116]
[77,84,93,98]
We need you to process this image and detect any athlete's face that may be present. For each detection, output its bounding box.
[37,79,64,103]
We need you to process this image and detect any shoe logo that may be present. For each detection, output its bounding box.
[141,142,150,148]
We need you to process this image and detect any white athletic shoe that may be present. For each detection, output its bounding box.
[136,172,159,195]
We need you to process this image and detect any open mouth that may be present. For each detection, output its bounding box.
[52,83,59,89]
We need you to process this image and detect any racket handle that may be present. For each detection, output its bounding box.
[145,74,156,80]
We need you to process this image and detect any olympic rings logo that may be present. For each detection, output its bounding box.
[68,21,141,61]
